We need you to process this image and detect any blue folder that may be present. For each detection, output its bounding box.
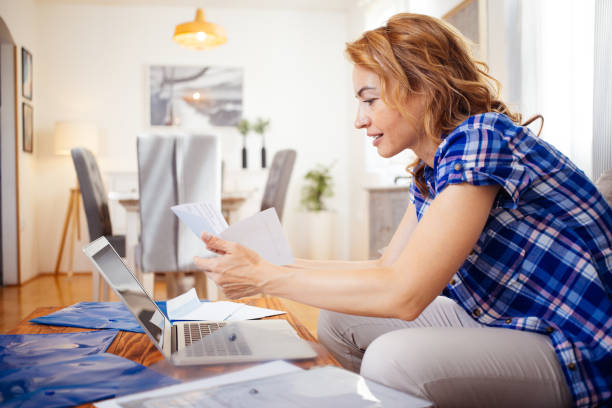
[30,302,160,333]
[0,330,117,371]
[0,353,180,408]
[30,300,209,332]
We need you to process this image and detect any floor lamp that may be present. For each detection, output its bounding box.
[53,121,99,277]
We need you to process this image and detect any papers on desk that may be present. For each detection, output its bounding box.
[95,360,434,408]
[171,202,294,265]
[166,288,286,322]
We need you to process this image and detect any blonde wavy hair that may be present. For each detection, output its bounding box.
[346,13,534,195]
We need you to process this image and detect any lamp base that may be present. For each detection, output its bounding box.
[54,187,81,277]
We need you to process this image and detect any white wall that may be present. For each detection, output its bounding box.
[0,0,39,283]
[33,3,353,273]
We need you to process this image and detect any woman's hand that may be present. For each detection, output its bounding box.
[193,233,268,299]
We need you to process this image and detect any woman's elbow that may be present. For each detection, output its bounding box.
[388,292,426,321]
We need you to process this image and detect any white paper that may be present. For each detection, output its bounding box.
[96,363,433,408]
[171,202,228,237]
[219,208,294,266]
[171,202,294,266]
[166,288,285,322]
[95,360,302,408]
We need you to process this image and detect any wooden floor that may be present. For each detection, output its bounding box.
[0,274,321,337]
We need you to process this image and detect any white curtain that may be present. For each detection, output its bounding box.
[518,0,595,178]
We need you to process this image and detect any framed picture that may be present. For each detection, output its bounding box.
[443,0,487,60]
[149,65,243,128]
[22,103,33,153]
[21,47,32,100]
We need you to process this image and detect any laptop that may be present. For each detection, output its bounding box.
[83,237,316,365]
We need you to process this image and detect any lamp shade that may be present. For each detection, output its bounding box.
[54,121,99,156]
[173,8,227,50]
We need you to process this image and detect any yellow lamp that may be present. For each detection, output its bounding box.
[173,9,227,50]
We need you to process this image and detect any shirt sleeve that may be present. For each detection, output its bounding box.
[434,118,532,209]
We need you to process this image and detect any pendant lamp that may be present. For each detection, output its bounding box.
[173,8,227,50]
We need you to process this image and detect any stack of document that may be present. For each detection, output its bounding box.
[171,202,294,265]
[95,360,433,407]
[166,288,286,322]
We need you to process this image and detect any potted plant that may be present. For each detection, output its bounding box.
[300,163,335,259]
[252,117,270,168]
[236,119,250,169]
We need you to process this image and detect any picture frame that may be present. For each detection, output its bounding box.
[21,47,32,100]
[148,65,243,128]
[22,103,33,153]
[442,0,488,61]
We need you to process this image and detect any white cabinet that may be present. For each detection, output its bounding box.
[366,186,411,259]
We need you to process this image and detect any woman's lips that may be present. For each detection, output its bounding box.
[373,134,383,146]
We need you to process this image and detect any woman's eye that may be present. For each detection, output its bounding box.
[363,98,376,105]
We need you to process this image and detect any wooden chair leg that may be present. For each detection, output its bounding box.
[194,272,208,300]
[92,269,100,301]
[165,273,180,299]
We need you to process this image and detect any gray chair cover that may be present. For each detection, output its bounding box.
[71,148,125,256]
[260,149,296,221]
[137,134,220,274]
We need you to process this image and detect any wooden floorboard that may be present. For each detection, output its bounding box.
[0,274,320,337]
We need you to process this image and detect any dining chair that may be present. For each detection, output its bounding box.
[71,147,126,301]
[260,149,297,222]
[137,133,221,300]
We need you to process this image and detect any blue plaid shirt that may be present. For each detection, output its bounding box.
[410,113,612,407]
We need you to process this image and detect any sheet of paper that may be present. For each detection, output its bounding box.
[97,364,433,408]
[95,360,302,408]
[166,289,285,322]
[220,208,294,266]
[172,202,294,266]
[171,202,229,238]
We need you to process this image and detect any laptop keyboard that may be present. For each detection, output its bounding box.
[182,322,252,357]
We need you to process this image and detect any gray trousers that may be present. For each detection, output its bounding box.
[317,296,573,407]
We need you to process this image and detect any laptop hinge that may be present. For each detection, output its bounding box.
[171,324,178,353]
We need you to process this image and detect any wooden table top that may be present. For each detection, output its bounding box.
[7,296,339,407]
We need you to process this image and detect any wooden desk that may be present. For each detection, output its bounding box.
[7,297,338,407]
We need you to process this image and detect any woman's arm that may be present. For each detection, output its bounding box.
[291,258,378,270]
[196,183,498,320]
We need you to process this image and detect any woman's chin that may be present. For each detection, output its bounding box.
[376,147,397,158]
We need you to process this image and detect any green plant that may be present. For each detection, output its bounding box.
[252,118,270,135]
[236,118,250,136]
[301,163,334,212]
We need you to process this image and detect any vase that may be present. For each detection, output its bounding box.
[304,211,334,260]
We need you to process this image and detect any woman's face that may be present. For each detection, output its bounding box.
[353,65,427,159]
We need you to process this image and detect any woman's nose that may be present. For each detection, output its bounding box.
[354,111,369,129]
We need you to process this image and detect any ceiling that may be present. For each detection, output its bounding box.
[35,0,361,11]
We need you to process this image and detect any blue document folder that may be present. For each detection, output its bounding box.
[0,330,117,371]
[0,353,180,408]
[30,300,209,332]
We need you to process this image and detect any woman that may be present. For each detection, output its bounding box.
[194,13,612,407]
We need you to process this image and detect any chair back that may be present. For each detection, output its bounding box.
[137,135,178,273]
[71,147,112,240]
[137,134,220,273]
[260,149,296,221]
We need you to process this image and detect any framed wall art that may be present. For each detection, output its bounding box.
[21,47,32,100]
[443,0,488,60]
[149,65,243,128]
[22,102,33,153]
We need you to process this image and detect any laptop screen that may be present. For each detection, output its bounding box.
[91,243,166,348]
